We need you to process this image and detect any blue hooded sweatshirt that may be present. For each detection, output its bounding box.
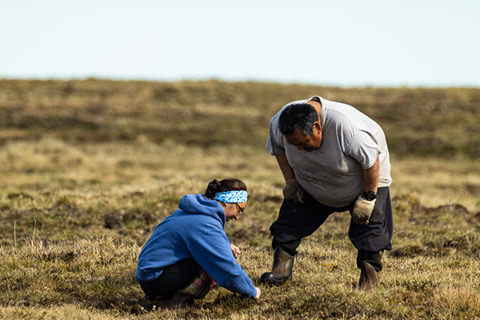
[135,194,257,298]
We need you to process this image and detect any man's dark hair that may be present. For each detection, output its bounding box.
[278,103,318,135]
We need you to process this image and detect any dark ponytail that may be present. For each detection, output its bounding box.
[205,178,247,200]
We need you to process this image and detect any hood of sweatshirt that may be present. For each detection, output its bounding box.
[177,194,226,227]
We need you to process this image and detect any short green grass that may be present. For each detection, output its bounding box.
[0,79,479,319]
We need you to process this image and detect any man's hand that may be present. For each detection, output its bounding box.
[231,244,241,259]
[283,178,304,203]
[352,194,376,224]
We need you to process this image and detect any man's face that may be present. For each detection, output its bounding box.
[285,123,322,152]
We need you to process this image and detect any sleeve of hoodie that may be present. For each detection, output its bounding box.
[186,219,257,298]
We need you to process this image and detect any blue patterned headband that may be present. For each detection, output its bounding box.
[214,190,248,203]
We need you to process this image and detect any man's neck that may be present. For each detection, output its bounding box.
[307,99,322,120]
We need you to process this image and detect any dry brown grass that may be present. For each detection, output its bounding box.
[1,79,480,319]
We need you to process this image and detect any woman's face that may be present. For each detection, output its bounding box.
[225,202,246,222]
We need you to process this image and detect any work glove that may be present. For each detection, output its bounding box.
[352,195,376,224]
[283,178,304,203]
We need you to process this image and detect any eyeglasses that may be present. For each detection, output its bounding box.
[235,203,245,215]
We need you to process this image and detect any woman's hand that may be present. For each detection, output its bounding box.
[231,244,241,259]
[255,287,261,299]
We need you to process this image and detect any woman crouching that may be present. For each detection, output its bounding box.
[135,178,261,307]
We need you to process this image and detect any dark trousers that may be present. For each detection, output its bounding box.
[138,259,201,300]
[269,187,393,271]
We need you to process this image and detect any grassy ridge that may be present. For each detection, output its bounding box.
[1,79,479,157]
[1,79,480,319]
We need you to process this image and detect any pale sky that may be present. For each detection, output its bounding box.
[1,0,479,87]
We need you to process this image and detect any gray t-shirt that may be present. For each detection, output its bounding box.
[266,96,392,208]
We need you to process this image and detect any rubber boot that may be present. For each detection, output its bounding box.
[358,261,379,291]
[357,250,382,291]
[167,270,216,308]
[259,247,295,285]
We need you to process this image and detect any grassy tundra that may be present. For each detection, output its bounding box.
[0,79,479,319]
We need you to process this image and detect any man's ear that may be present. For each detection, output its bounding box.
[313,121,321,132]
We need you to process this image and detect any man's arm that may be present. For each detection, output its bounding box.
[276,154,295,181]
[352,156,379,224]
[363,156,380,194]
[276,154,304,203]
